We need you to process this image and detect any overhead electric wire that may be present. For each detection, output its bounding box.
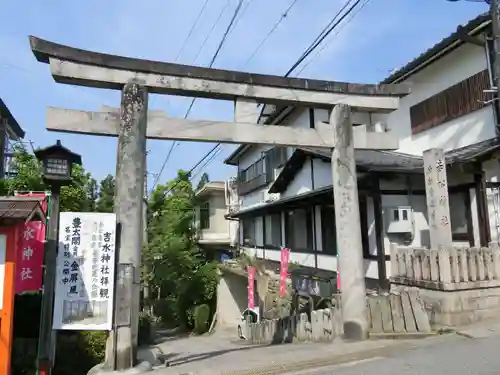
[191,0,232,64]
[175,0,211,62]
[161,0,365,192]
[285,0,363,76]
[149,0,213,194]
[295,0,371,76]
[162,144,220,197]
[244,0,299,65]
[152,0,245,195]
[230,0,256,36]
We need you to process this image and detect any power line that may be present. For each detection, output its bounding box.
[162,144,220,196]
[175,0,212,62]
[191,0,232,64]
[230,0,256,36]
[245,0,299,65]
[295,0,371,76]
[285,0,361,76]
[158,0,364,189]
[150,0,244,194]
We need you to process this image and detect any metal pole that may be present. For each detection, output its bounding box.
[491,0,500,104]
[106,80,148,371]
[37,185,60,375]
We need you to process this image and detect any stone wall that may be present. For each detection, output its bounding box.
[390,243,500,326]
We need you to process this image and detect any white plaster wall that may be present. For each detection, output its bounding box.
[281,157,313,198]
[372,43,496,156]
[483,158,500,243]
[255,248,384,280]
[312,159,332,189]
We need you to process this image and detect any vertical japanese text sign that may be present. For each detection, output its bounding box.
[279,248,290,297]
[53,212,116,331]
[423,148,452,249]
[14,193,47,294]
[247,266,256,310]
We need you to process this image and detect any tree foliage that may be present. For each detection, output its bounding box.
[8,144,218,375]
[96,174,115,213]
[144,170,219,329]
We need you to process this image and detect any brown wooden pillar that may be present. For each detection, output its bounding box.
[372,176,388,290]
[474,164,491,246]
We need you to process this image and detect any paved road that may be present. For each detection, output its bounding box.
[304,335,500,375]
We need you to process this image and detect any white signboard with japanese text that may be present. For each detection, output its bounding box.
[53,212,116,331]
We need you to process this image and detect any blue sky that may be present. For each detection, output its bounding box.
[0,0,487,190]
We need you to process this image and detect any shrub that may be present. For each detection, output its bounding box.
[53,331,107,375]
[193,304,210,334]
[138,312,154,345]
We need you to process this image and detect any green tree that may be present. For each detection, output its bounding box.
[96,174,115,213]
[144,170,218,330]
[196,172,210,191]
[2,144,98,212]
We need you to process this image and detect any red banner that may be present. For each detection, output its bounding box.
[279,248,290,297]
[247,266,256,309]
[14,193,47,294]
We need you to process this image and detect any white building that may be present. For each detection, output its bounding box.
[224,13,500,290]
[194,181,239,260]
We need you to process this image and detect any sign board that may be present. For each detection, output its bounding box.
[247,266,256,309]
[279,248,290,297]
[14,193,47,294]
[53,212,116,331]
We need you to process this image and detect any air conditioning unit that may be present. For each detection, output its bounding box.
[266,193,280,202]
[385,206,414,234]
[260,191,280,203]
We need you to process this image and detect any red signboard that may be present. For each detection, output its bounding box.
[14,193,47,294]
[279,248,290,297]
[247,266,256,309]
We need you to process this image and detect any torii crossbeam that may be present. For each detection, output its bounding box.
[29,35,411,372]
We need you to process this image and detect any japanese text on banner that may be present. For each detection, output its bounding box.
[14,193,47,294]
[53,212,116,331]
[247,266,256,310]
[279,248,290,298]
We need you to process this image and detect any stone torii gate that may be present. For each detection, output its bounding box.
[29,36,410,371]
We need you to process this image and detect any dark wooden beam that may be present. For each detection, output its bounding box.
[474,168,491,246]
[371,176,388,291]
[29,36,411,97]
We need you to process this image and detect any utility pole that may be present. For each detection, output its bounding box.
[490,0,500,104]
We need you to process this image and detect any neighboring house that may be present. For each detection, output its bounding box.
[225,13,500,290]
[195,181,238,260]
[0,97,25,178]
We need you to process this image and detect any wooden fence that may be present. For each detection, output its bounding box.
[390,243,500,290]
[245,291,431,344]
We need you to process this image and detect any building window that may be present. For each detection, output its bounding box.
[242,217,257,246]
[285,208,313,251]
[200,201,210,229]
[264,213,282,249]
[409,69,489,135]
[321,206,337,255]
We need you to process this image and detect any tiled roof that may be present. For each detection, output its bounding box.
[225,13,491,166]
[381,13,490,84]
